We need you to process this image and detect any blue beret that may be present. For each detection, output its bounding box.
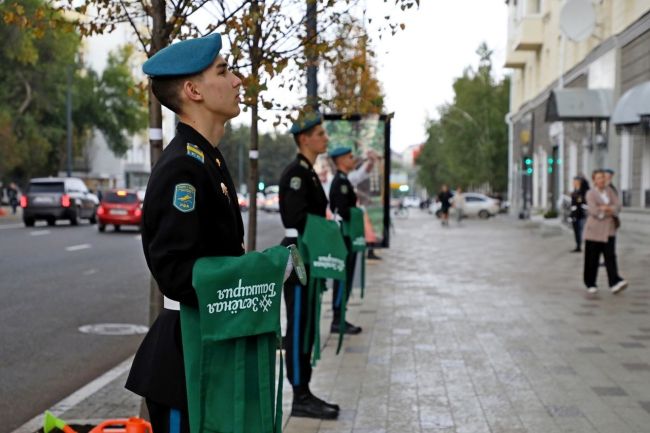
[143,33,223,77]
[329,147,352,159]
[290,111,323,135]
[603,168,615,174]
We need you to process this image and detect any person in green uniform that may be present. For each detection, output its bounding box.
[328,147,363,335]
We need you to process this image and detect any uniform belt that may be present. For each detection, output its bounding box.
[163,296,180,311]
[285,228,298,238]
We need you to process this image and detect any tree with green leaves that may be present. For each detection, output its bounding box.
[417,43,510,194]
[0,0,146,183]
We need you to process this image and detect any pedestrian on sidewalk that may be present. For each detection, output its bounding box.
[583,169,628,295]
[329,146,363,336]
[437,184,452,226]
[570,176,588,252]
[453,186,464,225]
[7,182,19,215]
[278,110,340,420]
[125,33,245,433]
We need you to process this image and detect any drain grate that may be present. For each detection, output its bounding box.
[78,323,149,336]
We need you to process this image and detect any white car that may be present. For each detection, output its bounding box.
[402,196,422,208]
[457,192,500,219]
[429,192,499,219]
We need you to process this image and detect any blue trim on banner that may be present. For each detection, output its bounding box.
[334,280,343,308]
[169,408,181,433]
[293,284,301,385]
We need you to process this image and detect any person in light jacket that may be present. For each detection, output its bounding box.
[582,169,628,295]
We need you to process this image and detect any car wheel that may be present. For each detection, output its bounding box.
[89,209,97,224]
[70,207,80,226]
[24,218,35,227]
[98,223,106,232]
[478,210,490,219]
[46,217,56,226]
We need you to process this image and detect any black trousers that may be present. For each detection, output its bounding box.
[146,399,190,433]
[583,237,622,288]
[332,237,356,318]
[572,217,585,249]
[283,269,314,391]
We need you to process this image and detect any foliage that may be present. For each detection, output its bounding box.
[417,43,510,194]
[0,0,147,183]
[220,122,296,188]
[327,18,384,115]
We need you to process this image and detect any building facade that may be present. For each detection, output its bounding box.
[505,0,650,216]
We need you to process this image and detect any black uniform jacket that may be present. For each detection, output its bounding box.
[329,170,357,222]
[126,123,244,409]
[279,153,328,246]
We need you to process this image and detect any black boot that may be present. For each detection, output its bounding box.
[331,319,362,335]
[291,388,339,419]
[308,390,340,411]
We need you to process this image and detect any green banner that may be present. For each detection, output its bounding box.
[181,246,289,433]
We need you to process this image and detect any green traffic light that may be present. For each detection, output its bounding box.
[524,158,532,165]
[526,168,533,174]
[548,157,554,164]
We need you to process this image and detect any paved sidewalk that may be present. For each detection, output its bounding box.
[15,211,650,433]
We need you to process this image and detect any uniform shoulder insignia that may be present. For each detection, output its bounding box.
[299,160,309,169]
[341,184,348,194]
[173,183,196,212]
[186,143,204,163]
[290,176,302,191]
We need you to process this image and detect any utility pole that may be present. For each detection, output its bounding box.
[306,0,318,110]
[66,65,73,177]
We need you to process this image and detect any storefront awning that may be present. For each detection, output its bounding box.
[611,81,650,126]
[545,88,613,122]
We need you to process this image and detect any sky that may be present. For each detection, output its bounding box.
[85,1,510,153]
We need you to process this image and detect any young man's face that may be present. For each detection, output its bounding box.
[335,153,355,173]
[192,55,242,120]
[300,124,329,155]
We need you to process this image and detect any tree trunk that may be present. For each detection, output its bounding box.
[247,103,259,252]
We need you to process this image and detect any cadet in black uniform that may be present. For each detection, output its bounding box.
[328,147,363,335]
[279,112,340,419]
[125,33,244,433]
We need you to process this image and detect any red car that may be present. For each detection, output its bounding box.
[96,189,143,232]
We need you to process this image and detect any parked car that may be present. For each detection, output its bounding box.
[262,185,280,212]
[460,192,500,219]
[96,189,143,232]
[428,192,499,219]
[402,196,422,208]
[21,177,98,227]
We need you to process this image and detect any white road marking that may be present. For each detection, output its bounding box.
[10,356,135,433]
[0,223,24,230]
[30,230,50,236]
[66,243,92,252]
[83,269,98,276]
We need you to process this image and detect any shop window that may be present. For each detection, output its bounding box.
[622,190,631,207]
[645,190,650,208]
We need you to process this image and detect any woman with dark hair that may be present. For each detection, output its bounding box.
[437,184,452,227]
[570,176,588,252]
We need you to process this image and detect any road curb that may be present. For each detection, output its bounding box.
[11,356,134,433]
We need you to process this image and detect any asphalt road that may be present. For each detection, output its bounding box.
[0,210,284,431]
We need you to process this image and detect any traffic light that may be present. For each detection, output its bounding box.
[523,156,533,175]
[258,181,265,191]
[548,157,554,174]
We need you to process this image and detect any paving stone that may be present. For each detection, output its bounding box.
[619,342,646,348]
[591,386,628,397]
[622,363,650,371]
[577,346,606,354]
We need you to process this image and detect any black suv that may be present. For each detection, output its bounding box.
[21,177,99,227]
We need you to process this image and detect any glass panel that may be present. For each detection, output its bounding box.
[103,192,138,204]
[321,115,389,247]
[29,182,64,193]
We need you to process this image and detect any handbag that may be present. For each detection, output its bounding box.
[613,215,621,229]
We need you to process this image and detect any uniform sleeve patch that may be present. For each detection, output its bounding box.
[173,183,196,212]
[299,160,310,169]
[290,176,302,190]
[186,143,204,163]
[341,184,348,194]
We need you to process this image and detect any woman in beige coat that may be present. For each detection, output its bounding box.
[583,170,628,294]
